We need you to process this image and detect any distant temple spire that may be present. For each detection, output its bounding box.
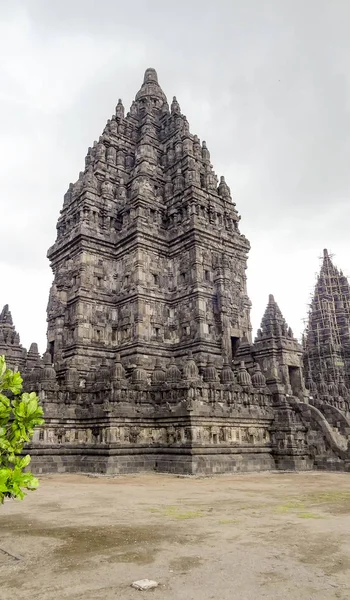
[303,250,350,399]
[0,304,26,370]
[0,304,13,326]
[257,294,294,340]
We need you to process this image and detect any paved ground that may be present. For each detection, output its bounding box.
[1,472,350,600]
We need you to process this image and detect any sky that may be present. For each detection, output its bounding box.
[1,0,350,353]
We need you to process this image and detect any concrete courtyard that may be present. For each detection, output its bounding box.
[1,472,350,600]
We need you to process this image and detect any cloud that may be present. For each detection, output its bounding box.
[1,0,350,351]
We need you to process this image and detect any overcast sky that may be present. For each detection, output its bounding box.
[1,0,350,352]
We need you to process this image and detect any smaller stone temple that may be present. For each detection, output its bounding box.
[0,305,25,370]
[1,69,350,475]
[0,304,42,373]
[303,249,350,412]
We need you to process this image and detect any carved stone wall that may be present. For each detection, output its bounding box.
[26,354,276,475]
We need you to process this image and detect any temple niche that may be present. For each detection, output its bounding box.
[1,69,350,475]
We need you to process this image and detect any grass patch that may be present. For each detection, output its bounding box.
[297,512,323,519]
[144,505,204,519]
[305,491,350,503]
[302,491,350,515]
[165,508,204,520]
[275,501,305,514]
[218,519,239,525]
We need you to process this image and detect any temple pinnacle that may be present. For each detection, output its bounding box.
[143,68,158,84]
[136,68,166,104]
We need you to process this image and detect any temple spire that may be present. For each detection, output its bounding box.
[303,249,350,396]
[256,295,294,340]
[0,304,27,371]
[47,67,250,373]
[0,304,13,326]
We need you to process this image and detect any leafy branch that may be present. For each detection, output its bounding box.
[0,355,44,503]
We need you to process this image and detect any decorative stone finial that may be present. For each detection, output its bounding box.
[218,176,231,200]
[236,361,252,387]
[143,68,158,84]
[183,351,199,381]
[171,96,181,115]
[202,141,210,162]
[116,99,125,119]
[318,374,328,396]
[131,356,148,384]
[27,342,40,363]
[203,355,217,383]
[151,358,166,385]
[220,356,235,384]
[41,352,56,382]
[251,363,266,388]
[166,359,181,383]
[136,68,166,106]
[328,378,338,397]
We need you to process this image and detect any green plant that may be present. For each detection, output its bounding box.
[0,355,44,503]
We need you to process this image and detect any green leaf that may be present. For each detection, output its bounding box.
[18,455,31,469]
[0,356,7,378]
[26,398,39,416]
[0,394,11,424]
[13,401,26,418]
[27,476,39,490]
[6,371,23,395]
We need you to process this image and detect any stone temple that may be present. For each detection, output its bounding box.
[303,249,350,408]
[2,68,350,474]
